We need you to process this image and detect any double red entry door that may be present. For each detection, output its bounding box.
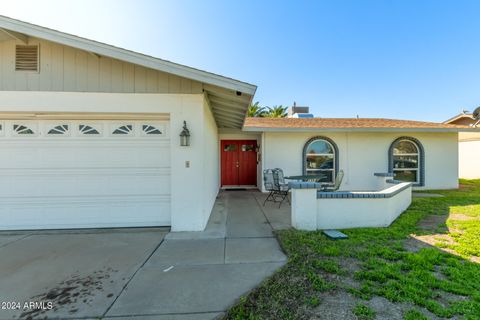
[221,140,257,186]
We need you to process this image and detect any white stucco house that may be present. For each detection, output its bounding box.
[444,113,480,179]
[0,16,474,232]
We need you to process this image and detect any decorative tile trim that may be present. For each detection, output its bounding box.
[302,136,339,178]
[316,182,412,199]
[388,136,425,187]
[288,181,323,189]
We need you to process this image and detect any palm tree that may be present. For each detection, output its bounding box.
[265,105,288,118]
[247,101,266,117]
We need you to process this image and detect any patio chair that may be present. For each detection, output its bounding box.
[272,168,291,208]
[263,169,276,205]
[321,170,344,192]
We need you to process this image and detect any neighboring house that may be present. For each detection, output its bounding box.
[444,112,480,179]
[287,104,314,118]
[0,16,474,232]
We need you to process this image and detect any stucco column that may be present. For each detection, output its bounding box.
[291,186,318,231]
[170,95,208,232]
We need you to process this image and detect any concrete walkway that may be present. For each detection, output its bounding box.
[106,190,288,319]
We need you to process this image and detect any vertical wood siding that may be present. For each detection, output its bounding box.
[0,38,203,94]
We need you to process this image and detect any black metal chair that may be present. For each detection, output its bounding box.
[272,168,291,208]
[263,169,276,205]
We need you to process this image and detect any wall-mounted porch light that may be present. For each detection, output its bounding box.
[179,121,190,146]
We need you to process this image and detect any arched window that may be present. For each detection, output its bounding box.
[303,136,338,183]
[389,137,424,186]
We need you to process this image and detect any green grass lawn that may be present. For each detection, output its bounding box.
[225,180,480,320]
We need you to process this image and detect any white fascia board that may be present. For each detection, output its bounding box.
[0,16,257,95]
[242,127,479,133]
[241,95,255,128]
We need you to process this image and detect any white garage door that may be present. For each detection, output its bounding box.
[0,119,171,230]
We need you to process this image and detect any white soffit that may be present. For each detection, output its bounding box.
[203,84,252,129]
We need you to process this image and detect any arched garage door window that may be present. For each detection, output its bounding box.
[389,137,425,186]
[303,136,338,183]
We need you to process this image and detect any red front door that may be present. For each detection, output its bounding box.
[221,140,257,186]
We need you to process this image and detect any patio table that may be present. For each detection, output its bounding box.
[284,174,327,182]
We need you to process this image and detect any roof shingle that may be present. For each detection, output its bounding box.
[243,117,473,131]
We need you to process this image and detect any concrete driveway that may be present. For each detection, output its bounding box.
[0,190,288,320]
[0,229,167,319]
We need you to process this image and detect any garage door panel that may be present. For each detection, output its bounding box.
[0,119,171,230]
[1,145,170,169]
[1,196,170,230]
[4,173,169,196]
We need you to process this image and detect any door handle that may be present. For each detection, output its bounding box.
[236,161,239,168]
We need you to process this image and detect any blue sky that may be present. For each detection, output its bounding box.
[1,0,479,121]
